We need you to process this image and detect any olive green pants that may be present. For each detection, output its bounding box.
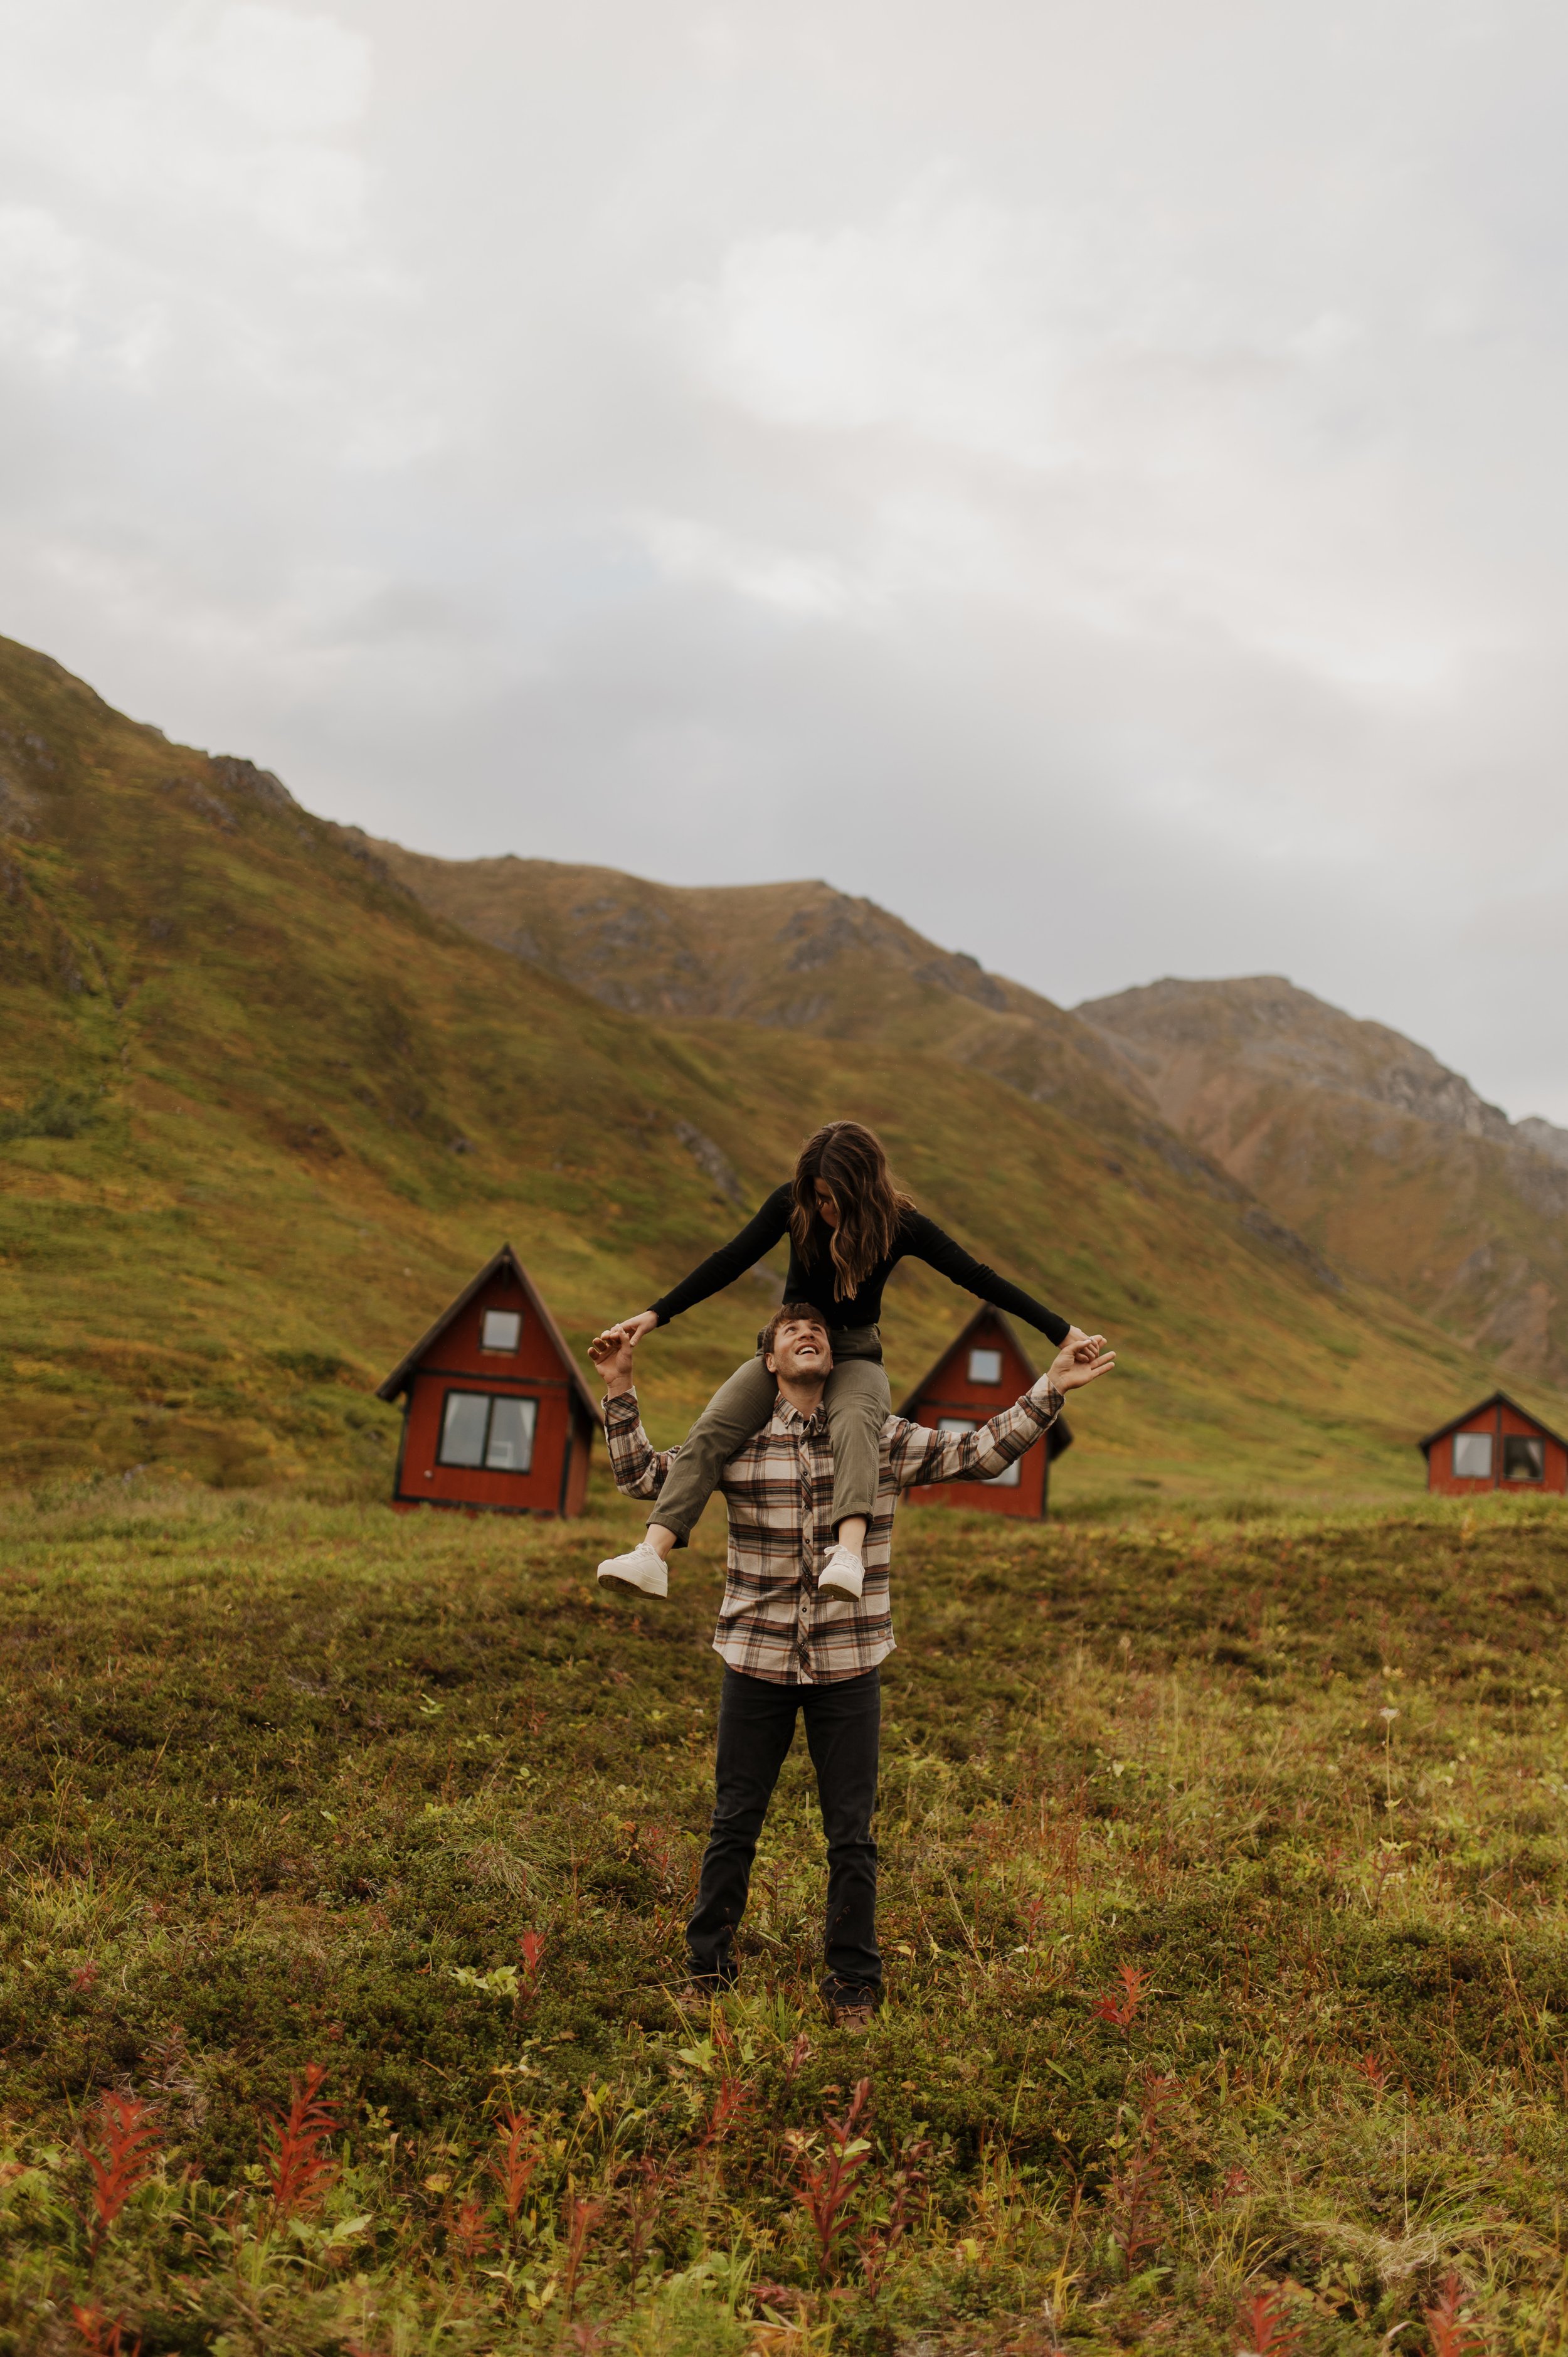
[650,1326,890,1548]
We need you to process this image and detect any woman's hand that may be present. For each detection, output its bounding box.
[1045,1334,1115,1395]
[601,1310,660,1349]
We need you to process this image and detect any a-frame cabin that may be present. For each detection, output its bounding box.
[1419,1390,1567,1495]
[896,1305,1071,1519]
[376,1244,601,1518]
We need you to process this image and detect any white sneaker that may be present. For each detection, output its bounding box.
[597,1541,669,1598]
[818,1545,864,1600]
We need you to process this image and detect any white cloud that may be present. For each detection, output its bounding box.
[0,206,86,366]
[153,4,371,137]
[677,178,1083,467]
[636,512,871,619]
[3,0,1568,1117]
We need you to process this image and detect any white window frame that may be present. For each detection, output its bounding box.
[967,1346,1004,1385]
[481,1309,522,1353]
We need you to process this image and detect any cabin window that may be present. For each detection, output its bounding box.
[968,1347,1004,1385]
[1453,1431,1492,1479]
[936,1414,1021,1486]
[440,1392,490,1467]
[1504,1434,1545,1482]
[438,1390,538,1474]
[485,1396,537,1471]
[482,1309,522,1353]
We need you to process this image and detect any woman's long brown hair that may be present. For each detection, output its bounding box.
[788,1122,916,1301]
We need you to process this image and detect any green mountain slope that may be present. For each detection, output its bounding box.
[1,635,1543,1503]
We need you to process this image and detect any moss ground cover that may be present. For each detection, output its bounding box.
[4,1481,1568,2353]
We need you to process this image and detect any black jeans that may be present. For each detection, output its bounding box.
[686,1664,881,2002]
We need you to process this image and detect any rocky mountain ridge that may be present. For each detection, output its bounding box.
[347,838,1164,1146]
[356,845,1568,1382]
[1078,975,1568,1380]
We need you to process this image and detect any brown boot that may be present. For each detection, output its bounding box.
[826,1987,877,2033]
[673,1978,731,2010]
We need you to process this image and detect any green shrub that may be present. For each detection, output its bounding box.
[0,1080,102,1141]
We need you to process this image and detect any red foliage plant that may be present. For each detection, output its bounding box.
[856,2131,932,2298]
[490,2106,541,2228]
[622,2156,667,2275]
[781,2031,813,2092]
[696,2019,755,2151]
[790,2076,872,2278]
[698,2069,753,2149]
[1105,2074,1177,2269]
[261,2064,339,2218]
[80,2092,161,2253]
[517,1929,546,1991]
[563,2195,603,2317]
[1092,1964,1150,2033]
[1110,2139,1165,2264]
[72,2304,141,2356]
[1234,2286,1305,2357]
[447,2193,495,2264]
[1424,2274,1485,2357]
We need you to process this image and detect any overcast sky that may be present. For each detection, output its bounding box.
[4,1,1567,1119]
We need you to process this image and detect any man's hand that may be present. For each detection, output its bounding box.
[588,1325,638,1397]
[1042,1334,1115,1396]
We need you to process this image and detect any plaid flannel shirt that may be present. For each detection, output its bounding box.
[602,1382,1063,1684]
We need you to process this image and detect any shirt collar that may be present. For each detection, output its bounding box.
[774,1393,829,1435]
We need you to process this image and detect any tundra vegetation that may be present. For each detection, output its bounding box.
[3,1478,1566,2356]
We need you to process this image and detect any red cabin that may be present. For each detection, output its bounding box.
[1419,1391,1567,1496]
[376,1244,601,1517]
[896,1307,1071,1519]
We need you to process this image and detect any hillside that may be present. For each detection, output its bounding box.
[0,632,1547,1502]
[352,839,1158,1146]
[357,839,1568,1396]
[1077,976,1568,1383]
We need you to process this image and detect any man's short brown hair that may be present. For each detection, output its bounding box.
[761,1302,831,1361]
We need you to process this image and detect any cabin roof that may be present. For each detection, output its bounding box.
[375,1242,603,1425]
[895,1302,1073,1459]
[1417,1389,1568,1455]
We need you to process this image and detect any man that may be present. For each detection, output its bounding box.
[586,1303,1114,2031]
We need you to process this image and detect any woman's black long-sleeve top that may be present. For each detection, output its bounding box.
[647,1183,1069,1345]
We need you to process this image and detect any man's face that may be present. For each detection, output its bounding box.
[766,1318,834,1381]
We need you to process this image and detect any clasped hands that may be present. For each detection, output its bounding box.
[1042,1333,1115,1397]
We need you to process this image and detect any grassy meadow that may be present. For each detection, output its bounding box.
[6,1474,1568,2355]
[11,629,1568,2357]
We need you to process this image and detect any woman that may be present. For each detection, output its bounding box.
[594,1121,1094,1599]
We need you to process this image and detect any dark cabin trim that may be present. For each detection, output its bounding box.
[557,1422,575,1519]
[375,1241,603,1428]
[1417,1389,1568,1457]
